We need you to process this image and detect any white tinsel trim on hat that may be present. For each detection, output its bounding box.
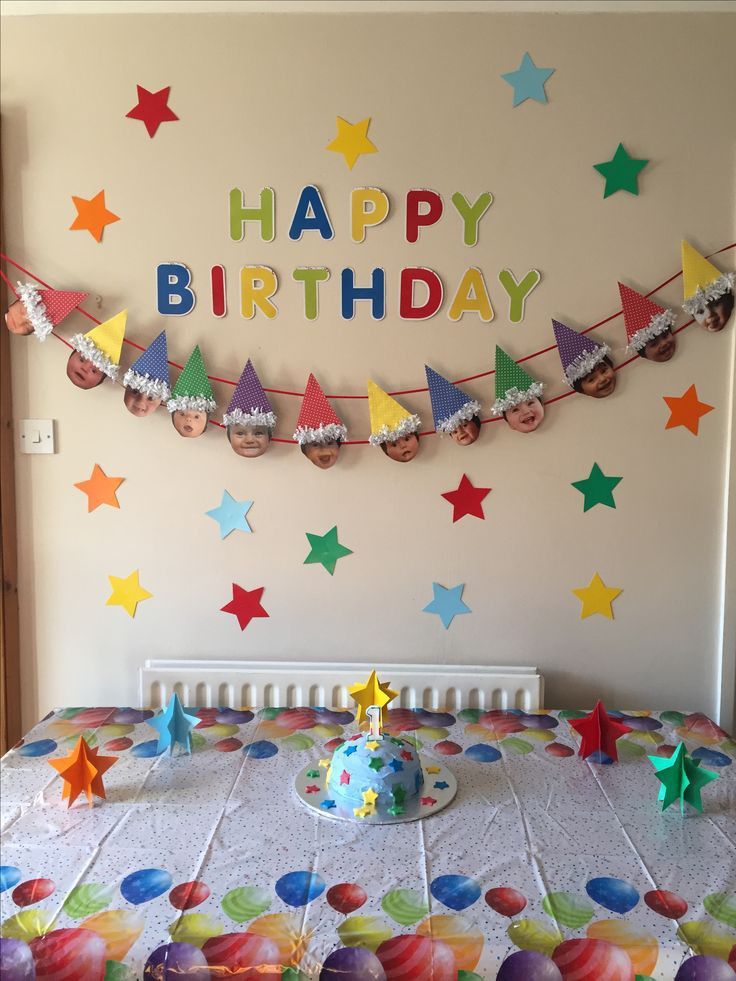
[70,333,119,380]
[16,282,53,342]
[223,408,276,429]
[563,343,611,387]
[683,272,735,320]
[436,400,482,434]
[293,422,347,445]
[368,414,422,446]
[627,309,676,352]
[491,382,545,417]
[122,368,171,400]
[166,394,217,413]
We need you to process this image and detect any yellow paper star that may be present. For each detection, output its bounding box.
[354,804,372,818]
[362,787,379,806]
[349,671,398,725]
[326,116,378,170]
[572,573,622,620]
[319,758,331,768]
[425,765,441,774]
[366,740,381,751]
[106,570,153,618]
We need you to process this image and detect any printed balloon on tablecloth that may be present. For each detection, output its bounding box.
[429,876,480,912]
[693,748,732,768]
[319,946,387,980]
[586,919,658,975]
[497,949,563,980]
[552,938,634,980]
[130,741,164,758]
[169,881,211,911]
[324,737,345,753]
[201,931,282,978]
[11,880,55,908]
[120,868,172,905]
[542,892,595,929]
[143,942,210,980]
[644,889,688,919]
[248,913,309,966]
[337,916,392,952]
[0,937,35,981]
[416,915,484,972]
[677,921,736,960]
[507,919,563,957]
[69,708,116,728]
[464,744,502,763]
[17,740,57,758]
[434,740,463,755]
[1,910,54,942]
[585,877,639,914]
[104,737,133,752]
[221,886,271,922]
[315,709,354,726]
[414,710,456,728]
[277,708,318,731]
[381,889,428,926]
[704,893,736,930]
[216,709,254,725]
[1,866,22,893]
[79,910,144,961]
[112,708,153,725]
[485,887,527,917]
[275,871,326,907]
[29,928,107,981]
[375,935,456,981]
[519,714,559,730]
[214,737,243,752]
[168,912,225,947]
[63,884,115,919]
[242,741,278,759]
[327,883,368,915]
[675,956,736,980]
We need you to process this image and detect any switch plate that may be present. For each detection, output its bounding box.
[19,419,55,454]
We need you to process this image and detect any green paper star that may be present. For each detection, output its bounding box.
[387,804,404,816]
[368,756,384,771]
[303,525,353,575]
[648,742,719,814]
[571,463,623,512]
[392,785,406,804]
[593,143,649,198]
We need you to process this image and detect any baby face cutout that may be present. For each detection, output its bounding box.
[5,301,33,336]
[640,329,677,363]
[228,423,271,459]
[505,398,545,433]
[172,408,208,438]
[700,291,734,333]
[450,418,480,446]
[578,360,616,399]
[66,350,106,389]
[124,387,162,417]
[384,434,420,463]
[303,441,340,470]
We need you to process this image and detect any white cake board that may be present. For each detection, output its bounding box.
[294,757,457,824]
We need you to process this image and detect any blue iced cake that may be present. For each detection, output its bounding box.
[326,733,424,818]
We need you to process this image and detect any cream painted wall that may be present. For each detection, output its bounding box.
[2,10,735,730]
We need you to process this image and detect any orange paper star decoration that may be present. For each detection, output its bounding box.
[663,384,714,435]
[69,190,120,242]
[48,736,117,807]
[74,464,124,512]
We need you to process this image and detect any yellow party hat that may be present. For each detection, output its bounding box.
[70,310,127,380]
[681,242,735,321]
[367,380,421,445]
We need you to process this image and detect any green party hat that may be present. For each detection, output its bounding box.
[167,345,216,413]
[490,346,544,416]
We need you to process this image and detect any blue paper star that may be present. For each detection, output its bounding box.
[206,490,253,539]
[148,693,199,755]
[344,745,357,756]
[434,780,450,790]
[389,758,404,772]
[423,582,471,630]
[321,798,336,810]
[501,52,555,106]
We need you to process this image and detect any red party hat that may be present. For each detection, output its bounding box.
[618,282,675,352]
[293,373,347,445]
[16,283,88,341]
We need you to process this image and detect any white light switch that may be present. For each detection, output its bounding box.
[20,419,55,454]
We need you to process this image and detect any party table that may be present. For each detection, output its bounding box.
[1,705,735,980]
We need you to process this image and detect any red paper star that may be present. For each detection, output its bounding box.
[568,700,632,762]
[220,584,269,631]
[421,796,437,806]
[69,191,120,243]
[125,85,179,138]
[663,384,714,435]
[400,750,413,761]
[340,770,351,785]
[305,785,320,794]
[441,474,492,522]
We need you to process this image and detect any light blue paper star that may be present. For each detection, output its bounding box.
[206,490,253,539]
[423,583,471,630]
[344,745,357,756]
[501,52,555,106]
[148,693,199,755]
[321,798,336,810]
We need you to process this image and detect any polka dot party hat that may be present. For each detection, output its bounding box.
[490,346,544,416]
[123,330,171,400]
[552,319,610,388]
[681,240,735,321]
[425,365,480,434]
[223,359,276,429]
[14,283,88,341]
[70,309,127,380]
[618,283,675,352]
[166,344,217,413]
[293,373,347,445]
[367,380,421,446]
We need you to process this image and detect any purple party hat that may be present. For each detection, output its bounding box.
[223,359,276,429]
[552,319,610,388]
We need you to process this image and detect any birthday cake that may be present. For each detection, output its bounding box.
[326,733,423,818]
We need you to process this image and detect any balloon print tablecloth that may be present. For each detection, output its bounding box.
[1,706,735,980]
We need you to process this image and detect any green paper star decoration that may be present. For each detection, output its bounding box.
[593,143,649,198]
[304,525,353,575]
[572,463,622,512]
[648,742,719,814]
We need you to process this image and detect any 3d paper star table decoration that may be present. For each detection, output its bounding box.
[664,384,714,435]
[648,742,719,813]
[106,570,152,618]
[48,736,116,807]
[326,116,378,169]
[221,584,269,631]
[423,583,471,630]
[74,463,124,512]
[348,670,398,725]
[304,526,352,575]
[571,463,622,512]
[126,84,179,138]
[441,474,492,522]
[501,52,555,106]
[69,190,120,242]
[568,700,632,762]
[593,143,649,198]
[572,573,622,620]
[206,491,253,539]
[149,693,199,755]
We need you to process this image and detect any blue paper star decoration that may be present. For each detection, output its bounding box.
[149,693,199,755]
[423,582,471,629]
[501,52,555,106]
[206,490,253,539]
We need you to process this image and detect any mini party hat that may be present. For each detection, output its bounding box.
[681,241,735,321]
[552,319,610,388]
[166,345,216,413]
[223,359,276,429]
[425,366,480,434]
[70,310,127,380]
[14,283,88,342]
[123,330,170,400]
[618,283,676,352]
[293,373,347,444]
[490,346,545,416]
[367,380,421,445]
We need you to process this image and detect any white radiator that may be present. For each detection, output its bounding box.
[138,659,543,712]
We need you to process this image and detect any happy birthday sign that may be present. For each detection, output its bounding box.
[156,186,541,323]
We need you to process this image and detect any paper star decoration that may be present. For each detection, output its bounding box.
[593,143,649,198]
[571,463,622,512]
[221,584,269,631]
[423,582,471,629]
[106,570,152,618]
[421,796,437,807]
[648,741,719,813]
[501,52,555,106]
[425,765,441,774]
[148,693,199,755]
[69,190,120,242]
[664,384,714,435]
[362,788,378,807]
[304,526,353,575]
[321,799,336,810]
[349,670,398,725]
[326,116,378,169]
[572,573,622,620]
[568,700,632,762]
[441,474,492,522]
[434,780,450,790]
[206,491,253,539]
[74,464,124,512]
[125,84,179,138]
[49,736,116,807]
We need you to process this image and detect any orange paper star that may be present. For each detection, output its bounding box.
[74,464,124,512]
[48,736,117,807]
[69,190,120,242]
[663,384,714,435]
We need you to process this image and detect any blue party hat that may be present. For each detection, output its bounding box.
[425,365,480,434]
[123,330,171,400]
